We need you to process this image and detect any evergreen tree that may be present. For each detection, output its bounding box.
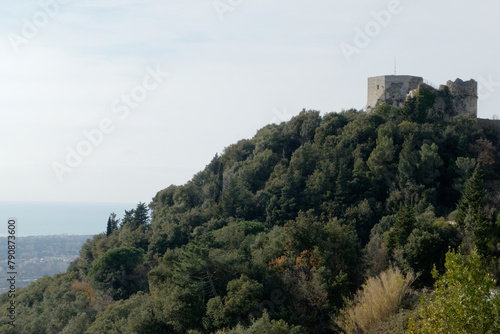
[456,166,488,254]
[132,202,150,230]
[173,234,217,294]
[418,142,444,186]
[121,203,150,230]
[387,204,416,254]
[334,164,350,214]
[401,96,417,121]
[456,165,485,230]
[106,212,119,236]
[121,209,135,229]
[398,134,418,189]
[367,134,396,187]
[453,157,476,194]
[88,247,146,300]
[214,160,224,203]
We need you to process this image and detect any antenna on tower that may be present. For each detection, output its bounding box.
[394,57,397,75]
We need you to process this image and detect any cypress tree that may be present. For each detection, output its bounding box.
[456,165,485,230]
[106,212,119,236]
[456,165,488,254]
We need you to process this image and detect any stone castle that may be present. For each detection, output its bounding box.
[366,75,478,117]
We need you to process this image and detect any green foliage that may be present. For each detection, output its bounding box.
[84,292,169,333]
[5,105,500,333]
[453,157,476,194]
[398,134,419,189]
[131,202,150,230]
[367,134,396,184]
[408,249,500,333]
[456,165,486,229]
[237,220,267,235]
[0,273,97,333]
[172,234,221,293]
[401,87,438,123]
[418,142,444,185]
[401,229,445,285]
[281,213,361,321]
[88,247,146,300]
[456,165,491,255]
[151,283,207,333]
[106,212,119,236]
[223,311,306,334]
[387,205,416,254]
[204,274,264,330]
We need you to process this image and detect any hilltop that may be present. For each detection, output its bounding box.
[1,96,500,333]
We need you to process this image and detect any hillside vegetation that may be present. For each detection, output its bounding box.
[2,93,500,333]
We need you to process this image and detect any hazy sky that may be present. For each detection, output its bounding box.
[1,0,499,204]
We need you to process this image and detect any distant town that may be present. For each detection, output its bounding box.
[0,235,91,293]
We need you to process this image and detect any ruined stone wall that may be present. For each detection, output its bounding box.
[367,75,423,111]
[367,76,386,112]
[446,79,478,117]
[383,75,423,108]
[367,75,478,118]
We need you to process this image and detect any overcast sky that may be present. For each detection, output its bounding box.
[1,0,499,204]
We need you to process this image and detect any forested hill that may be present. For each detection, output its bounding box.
[2,95,500,333]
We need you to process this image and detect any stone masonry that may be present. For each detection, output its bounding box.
[367,75,423,112]
[443,78,478,117]
[366,75,478,118]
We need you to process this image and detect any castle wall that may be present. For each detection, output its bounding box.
[367,75,423,111]
[366,75,497,134]
[446,79,478,117]
[477,118,500,132]
[367,76,386,112]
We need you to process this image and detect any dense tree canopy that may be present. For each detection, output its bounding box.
[1,98,500,333]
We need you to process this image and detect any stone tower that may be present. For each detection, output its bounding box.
[367,75,423,112]
[444,78,477,117]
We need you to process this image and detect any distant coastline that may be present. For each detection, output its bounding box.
[0,201,137,237]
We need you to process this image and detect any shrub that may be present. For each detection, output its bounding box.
[335,267,415,333]
[408,248,500,333]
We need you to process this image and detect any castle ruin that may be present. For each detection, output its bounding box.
[366,75,478,118]
[367,75,423,111]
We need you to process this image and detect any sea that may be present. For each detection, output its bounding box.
[0,201,137,237]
